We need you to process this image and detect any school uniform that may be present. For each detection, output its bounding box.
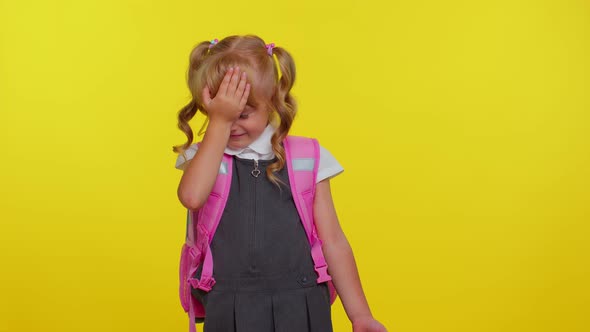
[175,124,344,332]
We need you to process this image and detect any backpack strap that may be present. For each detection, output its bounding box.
[186,151,233,292]
[284,136,332,283]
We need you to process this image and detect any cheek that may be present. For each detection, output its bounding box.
[249,113,268,128]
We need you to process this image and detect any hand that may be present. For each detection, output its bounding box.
[201,66,251,124]
[352,316,388,332]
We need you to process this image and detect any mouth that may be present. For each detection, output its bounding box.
[230,133,245,139]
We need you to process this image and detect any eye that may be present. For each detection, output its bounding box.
[239,113,250,119]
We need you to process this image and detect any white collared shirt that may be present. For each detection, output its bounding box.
[175,124,344,183]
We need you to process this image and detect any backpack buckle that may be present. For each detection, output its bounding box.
[188,277,199,289]
[314,264,332,283]
[194,276,216,292]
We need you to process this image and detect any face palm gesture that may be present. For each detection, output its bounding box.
[201,66,251,123]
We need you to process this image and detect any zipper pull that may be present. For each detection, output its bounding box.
[251,159,261,177]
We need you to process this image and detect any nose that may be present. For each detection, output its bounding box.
[230,122,240,133]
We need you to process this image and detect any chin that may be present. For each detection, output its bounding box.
[227,142,246,150]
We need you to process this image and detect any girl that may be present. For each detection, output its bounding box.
[173,35,386,332]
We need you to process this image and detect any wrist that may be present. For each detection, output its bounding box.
[350,312,374,324]
[208,112,238,127]
[202,118,232,147]
[207,117,233,132]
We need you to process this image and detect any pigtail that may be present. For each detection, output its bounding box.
[267,46,297,189]
[172,40,213,156]
[172,99,196,155]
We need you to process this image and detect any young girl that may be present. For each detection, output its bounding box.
[173,35,386,332]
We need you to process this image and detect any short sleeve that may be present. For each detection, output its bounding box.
[175,144,199,170]
[317,144,344,183]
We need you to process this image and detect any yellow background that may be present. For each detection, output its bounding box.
[1,0,589,331]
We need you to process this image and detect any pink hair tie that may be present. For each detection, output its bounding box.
[208,38,219,49]
[265,43,275,56]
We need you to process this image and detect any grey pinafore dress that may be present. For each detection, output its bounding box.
[191,155,333,332]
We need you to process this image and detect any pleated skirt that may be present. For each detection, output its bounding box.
[191,270,333,332]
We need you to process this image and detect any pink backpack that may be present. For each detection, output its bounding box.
[178,136,338,332]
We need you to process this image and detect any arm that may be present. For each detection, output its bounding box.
[313,179,387,331]
[177,66,250,210]
[177,120,231,210]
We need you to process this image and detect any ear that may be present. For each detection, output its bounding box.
[201,86,212,106]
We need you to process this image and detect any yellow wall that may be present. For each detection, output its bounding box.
[1,0,588,331]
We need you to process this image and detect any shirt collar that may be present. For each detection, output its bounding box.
[224,123,275,158]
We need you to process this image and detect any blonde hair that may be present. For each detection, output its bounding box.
[172,35,297,188]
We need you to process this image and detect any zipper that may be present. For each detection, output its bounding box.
[251,159,260,177]
[250,159,259,272]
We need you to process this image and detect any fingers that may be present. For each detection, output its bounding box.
[236,71,248,97]
[205,66,249,116]
[218,67,233,96]
[226,66,241,96]
[238,83,251,109]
